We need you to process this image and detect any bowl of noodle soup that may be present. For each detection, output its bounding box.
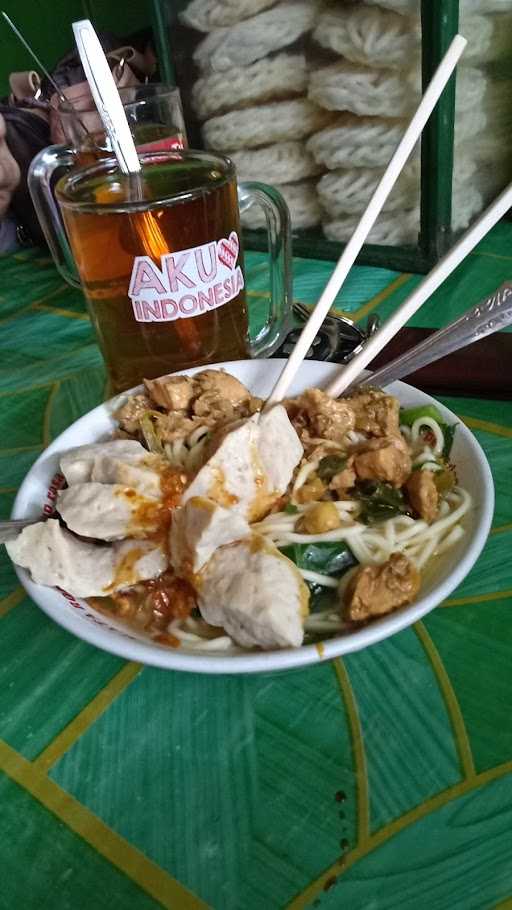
[10,360,494,674]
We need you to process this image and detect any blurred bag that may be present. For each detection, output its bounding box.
[1,32,156,247]
[1,103,51,245]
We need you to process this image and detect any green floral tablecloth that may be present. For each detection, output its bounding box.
[1,227,512,910]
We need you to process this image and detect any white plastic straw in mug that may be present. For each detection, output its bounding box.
[264,33,467,409]
[325,178,512,397]
[72,19,141,175]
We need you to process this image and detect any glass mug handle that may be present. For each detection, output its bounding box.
[28,144,81,289]
[237,181,293,357]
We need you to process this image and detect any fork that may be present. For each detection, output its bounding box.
[292,302,379,349]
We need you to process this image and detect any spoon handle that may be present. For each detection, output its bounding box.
[0,519,38,544]
[366,283,512,389]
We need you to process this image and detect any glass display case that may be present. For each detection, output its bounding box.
[150,0,512,271]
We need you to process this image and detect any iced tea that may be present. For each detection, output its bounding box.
[57,152,249,393]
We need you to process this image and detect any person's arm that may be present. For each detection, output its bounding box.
[0,113,21,251]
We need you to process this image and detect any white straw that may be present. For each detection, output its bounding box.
[325,178,512,397]
[72,19,140,175]
[264,33,467,409]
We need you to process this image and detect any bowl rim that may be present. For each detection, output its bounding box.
[11,359,495,674]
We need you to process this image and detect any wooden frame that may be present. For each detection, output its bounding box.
[152,0,460,273]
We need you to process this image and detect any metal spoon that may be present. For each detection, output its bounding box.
[358,282,512,390]
[0,518,39,544]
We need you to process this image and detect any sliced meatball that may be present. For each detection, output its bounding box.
[57,482,161,540]
[354,436,412,488]
[258,404,304,497]
[346,389,400,437]
[170,496,250,575]
[60,440,149,486]
[183,415,260,516]
[6,519,167,597]
[406,469,439,523]
[144,375,197,411]
[91,455,165,499]
[183,406,303,522]
[198,536,309,649]
[343,552,420,623]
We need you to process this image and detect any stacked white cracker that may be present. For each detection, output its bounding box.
[363,0,512,14]
[183,0,330,229]
[307,1,512,245]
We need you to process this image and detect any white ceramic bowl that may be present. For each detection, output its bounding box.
[11,359,494,674]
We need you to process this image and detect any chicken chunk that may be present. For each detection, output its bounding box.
[291,388,355,443]
[406,469,439,523]
[195,369,250,405]
[6,520,167,597]
[346,389,400,438]
[198,537,309,649]
[116,394,153,434]
[60,440,149,486]
[354,436,412,488]
[57,482,161,540]
[343,552,420,623]
[183,406,303,521]
[191,371,251,423]
[192,391,236,423]
[170,497,250,575]
[144,374,197,411]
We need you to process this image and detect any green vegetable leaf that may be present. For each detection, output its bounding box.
[280,540,357,578]
[307,585,339,615]
[355,481,409,525]
[442,423,457,459]
[400,404,445,427]
[284,503,299,515]
[317,454,347,482]
[280,541,358,615]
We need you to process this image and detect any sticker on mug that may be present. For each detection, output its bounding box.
[129,232,244,323]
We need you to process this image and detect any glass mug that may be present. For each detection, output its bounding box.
[29,149,292,393]
[51,83,188,166]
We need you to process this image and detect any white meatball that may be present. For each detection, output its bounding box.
[91,455,164,498]
[182,416,259,516]
[183,406,303,521]
[170,496,250,574]
[198,536,309,649]
[257,404,304,495]
[60,440,148,485]
[58,482,160,540]
[6,520,167,597]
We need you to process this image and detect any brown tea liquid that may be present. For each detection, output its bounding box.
[75,124,187,168]
[58,155,249,393]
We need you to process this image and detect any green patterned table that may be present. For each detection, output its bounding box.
[1,227,512,910]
